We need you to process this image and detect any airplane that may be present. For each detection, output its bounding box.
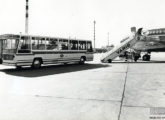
[120,28,165,61]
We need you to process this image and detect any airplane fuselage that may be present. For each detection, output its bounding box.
[132,28,165,52]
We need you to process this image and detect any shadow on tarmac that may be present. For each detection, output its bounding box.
[1,63,109,78]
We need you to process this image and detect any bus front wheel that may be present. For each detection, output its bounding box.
[32,59,41,69]
[79,57,85,65]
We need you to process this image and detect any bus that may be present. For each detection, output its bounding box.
[0,34,93,68]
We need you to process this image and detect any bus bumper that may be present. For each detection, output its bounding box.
[3,62,16,66]
[3,61,32,66]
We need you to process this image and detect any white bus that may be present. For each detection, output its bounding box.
[0,34,93,68]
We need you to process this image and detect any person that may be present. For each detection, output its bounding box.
[124,51,128,61]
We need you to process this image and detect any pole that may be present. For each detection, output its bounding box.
[94,20,96,50]
[108,32,109,46]
[25,0,29,34]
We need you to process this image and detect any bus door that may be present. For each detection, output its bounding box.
[58,39,69,61]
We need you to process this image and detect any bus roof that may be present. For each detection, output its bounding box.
[0,34,92,42]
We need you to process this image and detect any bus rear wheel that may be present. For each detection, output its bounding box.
[79,57,85,65]
[32,59,41,69]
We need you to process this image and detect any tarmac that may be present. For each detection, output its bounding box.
[0,53,165,120]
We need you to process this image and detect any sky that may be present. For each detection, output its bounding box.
[0,0,165,48]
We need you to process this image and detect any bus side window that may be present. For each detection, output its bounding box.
[59,39,68,50]
[38,38,46,50]
[79,41,86,50]
[32,37,37,50]
[70,40,78,50]
[79,41,82,50]
[32,37,45,50]
[47,39,58,50]
[87,41,93,52]
[20,38,28,49]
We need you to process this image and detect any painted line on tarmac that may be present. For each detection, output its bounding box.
[34,95,121,103]
[123,105,153,108]
[118,63,129,120]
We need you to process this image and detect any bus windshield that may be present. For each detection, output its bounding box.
[3,39,19,54]
[3,36,31,54]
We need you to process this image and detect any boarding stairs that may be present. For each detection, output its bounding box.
[101,33,139,63]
